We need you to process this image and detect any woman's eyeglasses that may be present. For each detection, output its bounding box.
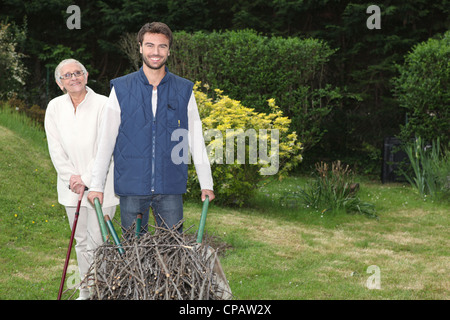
[59,70,85,80]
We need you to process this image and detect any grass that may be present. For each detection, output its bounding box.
[207,178,449,300]
[0,105,449,300]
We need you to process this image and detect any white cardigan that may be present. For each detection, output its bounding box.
[44,87,119,208]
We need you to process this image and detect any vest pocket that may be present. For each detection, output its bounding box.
[167,104,179,128]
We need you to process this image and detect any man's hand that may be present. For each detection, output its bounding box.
[88,191,104,205]
[201,189,215,202]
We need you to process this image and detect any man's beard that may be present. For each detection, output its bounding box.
[142,54,167,70]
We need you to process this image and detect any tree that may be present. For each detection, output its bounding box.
[0,21,27,99]
[392,31,450,145]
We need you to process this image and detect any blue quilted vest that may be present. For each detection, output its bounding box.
[111,66,193,196]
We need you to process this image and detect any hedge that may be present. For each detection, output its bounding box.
[167,29,341,151]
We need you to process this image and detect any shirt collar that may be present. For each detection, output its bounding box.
[139,66,170,86]
[65,86,92,108]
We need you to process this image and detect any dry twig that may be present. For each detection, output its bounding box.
[83,220,232,300]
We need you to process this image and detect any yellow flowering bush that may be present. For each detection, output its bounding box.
[187,82,303,206]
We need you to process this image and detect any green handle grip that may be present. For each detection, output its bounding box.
[105,215,125,255]
[94,198,109,243]
[196,195,209,244]
[135,214,142,239]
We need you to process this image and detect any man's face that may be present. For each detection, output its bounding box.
[140,32,170,70]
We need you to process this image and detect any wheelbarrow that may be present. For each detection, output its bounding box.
[196,196,232,300]
[92,196,232,299]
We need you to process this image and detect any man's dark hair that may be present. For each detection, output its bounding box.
[137,22,173,48]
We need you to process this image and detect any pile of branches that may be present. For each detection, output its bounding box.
[84,221,232,300]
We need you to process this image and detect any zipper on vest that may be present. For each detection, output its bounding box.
[151,118,156,193]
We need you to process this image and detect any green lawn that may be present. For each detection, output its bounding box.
[0,106,448,300]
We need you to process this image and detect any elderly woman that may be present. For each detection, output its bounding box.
[44,59,119,300]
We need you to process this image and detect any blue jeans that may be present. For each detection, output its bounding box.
[119,194,184,234]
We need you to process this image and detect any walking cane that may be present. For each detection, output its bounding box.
[57,188,85,300]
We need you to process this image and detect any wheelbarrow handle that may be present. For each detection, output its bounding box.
[94,198,125,255]
[94,198,109,243]
[105,215,125,255]
[196,195,209,244]
[136,214,142,239]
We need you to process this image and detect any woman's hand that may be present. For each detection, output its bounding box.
[69,175,85,194]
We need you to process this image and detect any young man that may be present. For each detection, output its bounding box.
[88,22,214,232]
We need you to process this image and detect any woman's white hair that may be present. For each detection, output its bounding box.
[54,58,88,85]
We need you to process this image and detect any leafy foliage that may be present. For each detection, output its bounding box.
[289,1,449,173]
[0,22,27,99]
[169,30,341,152]
[392,31,450,145]
[1,0,448,175]
[297,161,376,218]
[399,137,450,201]
[186,83,303,206]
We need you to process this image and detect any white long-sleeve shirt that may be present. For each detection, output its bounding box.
[90,87,213,193]
[44,87,119,208]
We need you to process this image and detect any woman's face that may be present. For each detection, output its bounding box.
[57,62,88,94]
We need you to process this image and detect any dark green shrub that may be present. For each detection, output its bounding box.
[392,31,450,145]
[168,30,342,151]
